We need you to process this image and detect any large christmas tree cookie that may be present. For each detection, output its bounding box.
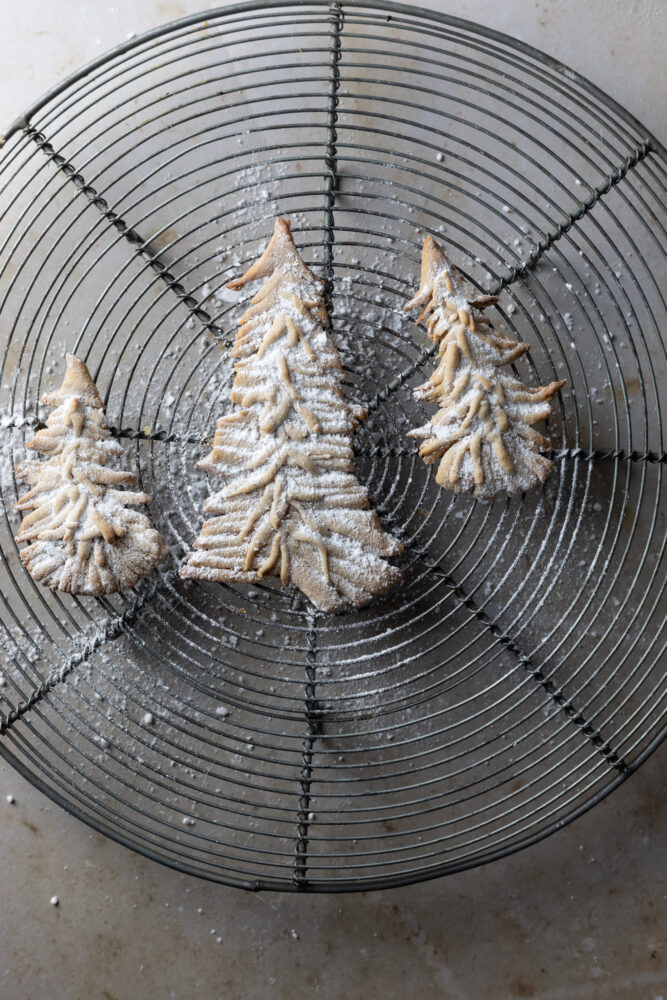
[181,218,403,611]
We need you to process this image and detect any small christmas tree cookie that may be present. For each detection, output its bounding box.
[181,217,403,611]
[15,354,168,594]
[405,237,565,499]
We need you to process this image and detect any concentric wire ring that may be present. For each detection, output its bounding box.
[0,1,664,890]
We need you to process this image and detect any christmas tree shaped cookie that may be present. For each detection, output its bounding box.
[180,217,403,611]
[405,237,565,499]
[15,354,168,594]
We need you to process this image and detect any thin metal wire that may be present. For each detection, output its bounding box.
[0,1,664,892]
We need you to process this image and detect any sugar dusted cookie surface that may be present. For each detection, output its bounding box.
[406,237,565,500]
[14,355,168,594]
[180,217,403,612]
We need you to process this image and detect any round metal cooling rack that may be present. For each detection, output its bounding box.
[0,1,665,892]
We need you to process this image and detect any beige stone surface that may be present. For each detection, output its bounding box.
[0,747,665,999]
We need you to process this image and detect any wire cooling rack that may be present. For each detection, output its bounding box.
[0,1,665,892]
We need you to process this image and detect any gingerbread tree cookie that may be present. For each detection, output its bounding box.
[405,237,565,499]
[15,354,168,594]
[180,217,403,611]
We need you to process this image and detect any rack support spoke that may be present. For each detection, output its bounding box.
[24,126,233,347]
[0,570,178,737]
[366,139,655,414]
[409,544,628,772]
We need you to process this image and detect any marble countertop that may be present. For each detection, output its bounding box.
[0,2,664,998]
[1,743,664,999]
